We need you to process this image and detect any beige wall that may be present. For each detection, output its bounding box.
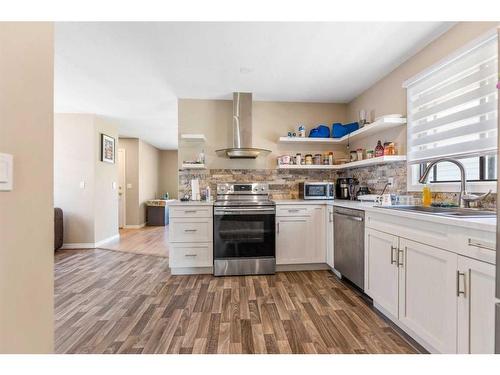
[54,114,119,245]
[347,22,500,153]
[138,139,160,224]
[54,114,96,243]
[178,99,349,170]
[119,138,161,226]
[0,22,54,353]
[159,150,178,199]
[94,117,119,243]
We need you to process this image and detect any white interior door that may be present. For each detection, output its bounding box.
[117,148,126,229]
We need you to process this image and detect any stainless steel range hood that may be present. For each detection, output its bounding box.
[215,92,271,159]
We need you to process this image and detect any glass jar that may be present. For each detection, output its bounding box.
[356,148,364,161]
[350,150,358,162]
[328,152,334,165]
[384,142,396,156]
[366,150,374,159]
[305,154,313,165]
[313,154,322,165]
[295,153,302,165]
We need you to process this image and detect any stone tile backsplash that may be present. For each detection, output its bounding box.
[178,162,496,209]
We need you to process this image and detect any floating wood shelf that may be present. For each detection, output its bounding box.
[180,134,206,142]
[277,155,406,170]
[277,117,406,146]
[181,163,206,169]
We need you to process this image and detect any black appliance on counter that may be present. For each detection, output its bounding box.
[335,178,358,200]
[213,183,275,276]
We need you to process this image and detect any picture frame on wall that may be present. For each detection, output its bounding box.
[101,134,115,164]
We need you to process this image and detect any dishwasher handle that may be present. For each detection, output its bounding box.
[334,211,364,222]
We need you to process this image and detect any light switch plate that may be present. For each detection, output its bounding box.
[127,183,132,189]
[79,181,86,189]
[0,153,13,191]
[112,182,117,190]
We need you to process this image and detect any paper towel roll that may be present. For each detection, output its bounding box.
[191,179,200,201]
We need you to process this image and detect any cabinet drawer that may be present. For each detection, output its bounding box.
[169,205,212,218]
[169,218,213,242]
[276,205,312,217]
[170,243,213,268]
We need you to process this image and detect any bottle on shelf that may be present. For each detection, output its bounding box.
[375,140,384,157]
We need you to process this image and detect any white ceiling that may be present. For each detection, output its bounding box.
[55,22,454,150]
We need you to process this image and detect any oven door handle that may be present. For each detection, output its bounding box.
[214,208,276,215]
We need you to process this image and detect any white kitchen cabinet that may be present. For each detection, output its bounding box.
[326,206,334,268]
[276,216,310,264]
[276,205,325,265]
[365,228,399,318]
[457,255,496,354]
[311,206,326,263]
[398,238,458,353]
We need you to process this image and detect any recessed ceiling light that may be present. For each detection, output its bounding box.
[239,67,253,74]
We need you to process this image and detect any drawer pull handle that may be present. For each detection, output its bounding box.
[185,210,197,214]
[288,209,302,213]
[184,229,198,232]
[390,246,397,265]
[185,254,197,257]
[397,247,405,267]
[467,238,495,251]
[456,271,466,297]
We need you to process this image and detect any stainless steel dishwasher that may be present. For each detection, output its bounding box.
[333,206,365,290]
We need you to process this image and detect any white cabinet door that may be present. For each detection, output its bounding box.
[365,228,399,318]
[399,238,458,353]
[311,206,326,263]
[276,216,310,265]
[457,256,496,354]
[326,206,334,268]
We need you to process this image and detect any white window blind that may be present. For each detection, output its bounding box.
[405,33,498,164]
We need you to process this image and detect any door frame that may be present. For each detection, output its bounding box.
[117,148,126,229]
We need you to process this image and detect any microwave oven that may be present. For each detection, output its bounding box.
[298,182,335,200]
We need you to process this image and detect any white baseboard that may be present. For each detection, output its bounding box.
[123,223,146,229]
[95,234,120,248]
[62,234,120,250]
[61,242,95,250]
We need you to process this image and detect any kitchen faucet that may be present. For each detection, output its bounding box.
[418,157,491,208]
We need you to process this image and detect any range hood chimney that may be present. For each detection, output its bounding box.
[215,92,271,159]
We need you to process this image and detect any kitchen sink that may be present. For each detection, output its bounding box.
[378,205,496,218]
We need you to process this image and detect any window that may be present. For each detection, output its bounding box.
[404,31,498,192]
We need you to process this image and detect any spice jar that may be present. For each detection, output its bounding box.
[356,148,364,161]
[305,154,313,165]
[375,140,384,157]
[366,150,374,159]
[384,142,396,156]
[328,152,334,165]
[313,153,322,165]
[295,153,302,165]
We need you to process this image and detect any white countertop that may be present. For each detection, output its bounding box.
[366,205,497,233]
[167,200,214,206]
[274,199,497,233]
[274,199,373,210]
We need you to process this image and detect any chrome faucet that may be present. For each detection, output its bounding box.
[418,158,491,208]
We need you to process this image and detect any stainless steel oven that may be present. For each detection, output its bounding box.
[298,182,335,200]
[213,183,276,276]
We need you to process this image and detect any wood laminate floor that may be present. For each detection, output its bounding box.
[99,226,169,257]
[54,249,422,354]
